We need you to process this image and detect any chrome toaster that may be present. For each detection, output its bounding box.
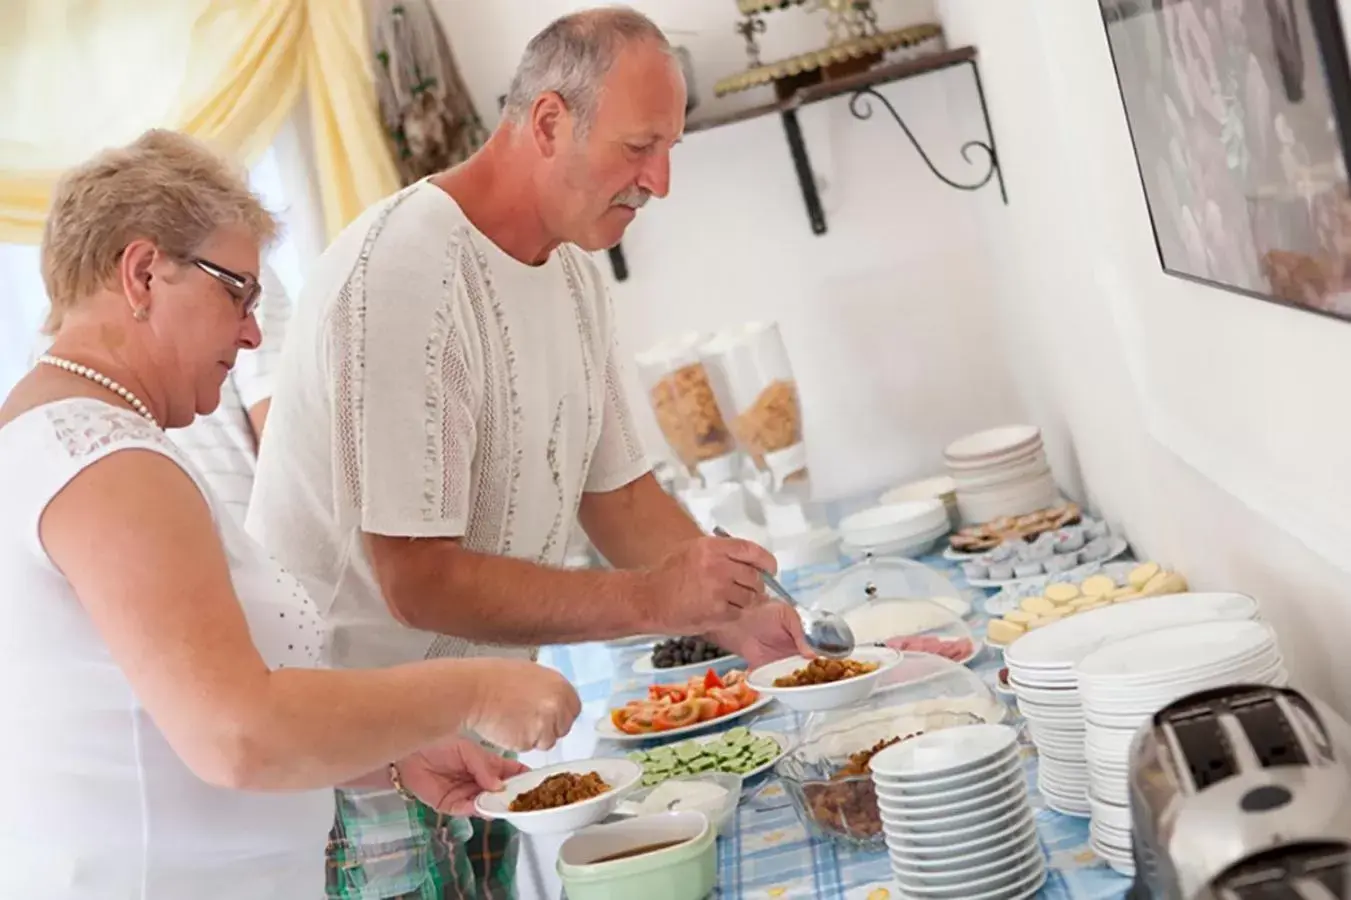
[1126,684,1351,900]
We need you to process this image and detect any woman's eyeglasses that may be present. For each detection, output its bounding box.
[192,257,261,319]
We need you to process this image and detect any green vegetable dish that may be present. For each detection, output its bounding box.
[626,727,782,786]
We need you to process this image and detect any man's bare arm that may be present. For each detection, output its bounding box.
[578,473,703,568]
[364,529,770,646]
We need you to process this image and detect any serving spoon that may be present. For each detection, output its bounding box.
[712,527,856,659]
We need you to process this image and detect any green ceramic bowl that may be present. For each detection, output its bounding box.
[556,810,716,900]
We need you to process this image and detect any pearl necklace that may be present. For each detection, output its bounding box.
[39,354,159,428]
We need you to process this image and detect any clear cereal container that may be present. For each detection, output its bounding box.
[698,322,807,489]
[635,333,737,482]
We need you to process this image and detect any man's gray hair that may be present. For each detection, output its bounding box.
[502,6,673,137]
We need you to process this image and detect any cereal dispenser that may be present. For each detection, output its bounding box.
[699,322,808,490]
[634,333,740,486]
[699,322,812,538]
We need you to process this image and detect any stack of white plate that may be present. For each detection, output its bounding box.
[870,725,1046,900]
[881,475,959,528]
[1075,618,1287,875]
[944,426,1059,524]
[838,499,950,559]
[1002,593,1263,821]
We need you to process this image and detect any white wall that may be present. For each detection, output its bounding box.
[432,0,1025,502]
[938,0,1351,713]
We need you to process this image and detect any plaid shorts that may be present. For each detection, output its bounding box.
[325,786,519,899]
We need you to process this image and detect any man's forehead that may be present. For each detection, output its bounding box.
[592,42,685,137]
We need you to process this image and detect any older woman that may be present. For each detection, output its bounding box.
[0,129,581,899]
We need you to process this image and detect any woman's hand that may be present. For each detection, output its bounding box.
[396,738,529,815]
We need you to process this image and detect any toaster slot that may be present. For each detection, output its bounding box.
[1167,708,1237,789]
[1215,843,1351,900]
[1302,846,1350,897]
[1231,694,1309,768]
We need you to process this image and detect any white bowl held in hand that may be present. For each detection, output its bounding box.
[747,647,900,712]
[474,758,643,835]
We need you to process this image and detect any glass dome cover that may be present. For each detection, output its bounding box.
[808,556,968,614]
[774,653,1007,848]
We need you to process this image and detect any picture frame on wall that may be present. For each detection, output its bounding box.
[1101,0,1351,323]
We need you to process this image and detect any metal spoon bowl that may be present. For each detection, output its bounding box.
[712,527,857,659]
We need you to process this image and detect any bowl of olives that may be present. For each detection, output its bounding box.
[633,637,743,676]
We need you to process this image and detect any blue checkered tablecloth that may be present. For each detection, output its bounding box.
[537,545,1133,900]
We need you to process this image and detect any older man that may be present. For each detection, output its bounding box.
[249,7,807,898]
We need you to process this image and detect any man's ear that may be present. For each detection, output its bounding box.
[530,92,572,158]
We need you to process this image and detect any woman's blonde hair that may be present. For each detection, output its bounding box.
[40,129,278,334]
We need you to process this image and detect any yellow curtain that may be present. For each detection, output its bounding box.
[0,0,399,244]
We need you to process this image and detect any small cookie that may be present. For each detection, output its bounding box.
[1069,596,1100,610]
[1158,572,1188,594]
[987,619,1026,645]
[1127,562,1161,590]
[1045,583,1081,604]
[1081,575,1116,598]
[1140,570,1175,596]
[1112,591,1142,604]
[1108,586,1137,600]
[1021,596,1057,616]
[1079,601,1109,612]
[1004,609,1036,625]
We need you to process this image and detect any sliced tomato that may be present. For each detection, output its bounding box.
[654,699,701,731]
[695,697,720,721]
[610,707,631,730]
[620,712,657,735]
[703,669,725,691]
[649,685,686,703]
[708,687,740,717]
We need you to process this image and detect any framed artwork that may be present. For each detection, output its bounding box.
[1101,0,1351,322]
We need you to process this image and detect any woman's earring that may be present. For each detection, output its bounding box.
[132,307,149,322]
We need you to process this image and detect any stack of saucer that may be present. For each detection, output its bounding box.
[839,499,950,559]
[870,724,1046,899]
[1002,592,1264,820]
[1075,618,1287,875]
[944,426,1058,524]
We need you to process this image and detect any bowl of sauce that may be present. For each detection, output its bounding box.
[557,810,716,900]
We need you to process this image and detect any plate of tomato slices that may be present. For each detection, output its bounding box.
[597,668,773,743]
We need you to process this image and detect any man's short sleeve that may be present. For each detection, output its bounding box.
[330,222,480,538]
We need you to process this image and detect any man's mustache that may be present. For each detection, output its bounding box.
[612,189,651,209]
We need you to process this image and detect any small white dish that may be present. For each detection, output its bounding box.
[868,724,1018,781]
[475,758,642,835]
[880,786,1027,836]
[876,764,1024,810]
[877,771,1026,821]
[747,647,900,713]
[874,746,1019,797]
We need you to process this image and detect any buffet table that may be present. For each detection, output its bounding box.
[528,546,1134,900]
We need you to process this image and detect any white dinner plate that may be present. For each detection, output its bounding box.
[594,694,774,743]
[1004,592,1260,673]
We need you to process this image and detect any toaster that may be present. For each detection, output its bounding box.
[1126,684,1351,900]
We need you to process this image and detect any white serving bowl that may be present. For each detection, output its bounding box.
[747,647,900,713]
[475,758,643,835]
[839,500,948,547]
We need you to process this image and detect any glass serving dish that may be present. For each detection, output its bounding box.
[774,654,1007,848]
[808,556,968,612]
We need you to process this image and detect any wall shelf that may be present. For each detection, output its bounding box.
[686,46,1007,234]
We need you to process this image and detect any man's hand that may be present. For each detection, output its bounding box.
[396,738,529,816]
[708,600,816,669]
[637,536,778,635]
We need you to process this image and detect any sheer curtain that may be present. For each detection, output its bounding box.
[0,112,324,400]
